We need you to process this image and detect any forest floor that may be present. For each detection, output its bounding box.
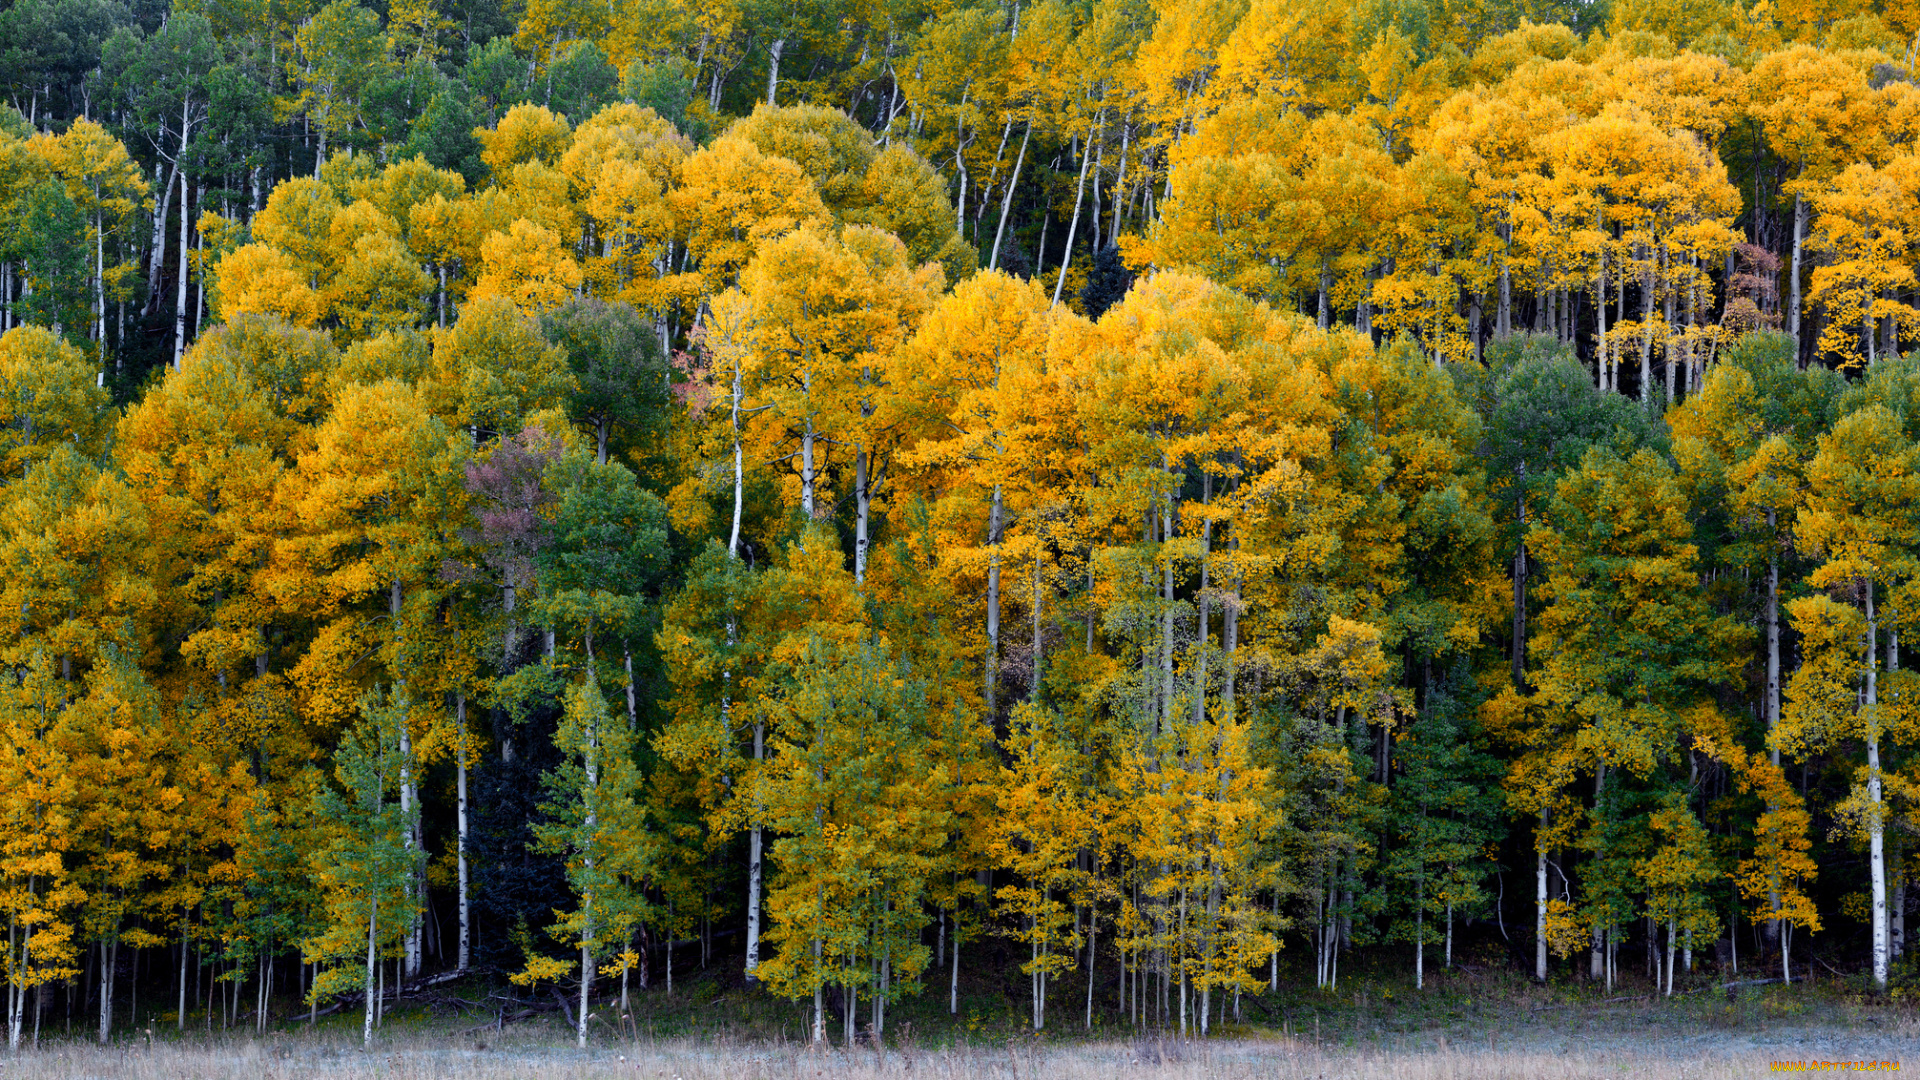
[9,947,1916,1079]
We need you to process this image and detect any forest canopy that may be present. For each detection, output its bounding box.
[3,0,1920,1052]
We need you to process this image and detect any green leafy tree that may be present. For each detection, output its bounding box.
[519,676,655,1046]
[304,689,422,1046]
[17,181,89,341]
[291,1,393,174]
[753,635,948,1045]
[1386,666,1504,988]
[539,298,670,467]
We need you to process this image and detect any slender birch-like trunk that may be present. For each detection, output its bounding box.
[986,484,1003,718]
[1789,188,1806,355]
[456,694,471,971]
[1867,578,1889,988]
[1535,827,1548,982]
[989,122,1033,271]
[170,174,191,368]
[363,893,378,1046]
[1053,110,1102,307]
[766,39,784,106]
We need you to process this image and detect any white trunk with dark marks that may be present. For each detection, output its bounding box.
[766,39,784,106]
[1867,579,1888,988]
[172,165,191,368]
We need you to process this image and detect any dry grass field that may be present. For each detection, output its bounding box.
[9,999,1914,1080]
[8,957,1914,1079]
[0,1037,1849,1080]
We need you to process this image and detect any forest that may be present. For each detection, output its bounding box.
[2,0,1920,1054]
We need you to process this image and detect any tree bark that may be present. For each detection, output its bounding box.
[1595,233,1609,390]
[800,382,817,519]
[1789,188,1806,354]
[1512,462,1528,691]
[1766,513,1782,945]
[96,938,115,1043]
[1498,216,1512,337]
[1534,818,1548,982]
[93,194,106,363]
[1053,110,1102,307]
[854,444,871,583]
[1193,471,1211,725]
[1638,245,1656,405]
[989,121,1033,272]
[766,38,784,106]
[985,484,1004,718]
[363,894,378,1046]
[146,160,175,317]
[1867,578,1889,988]
[745,715,765,986]
[456,694,471,971]
[172,165,191,369]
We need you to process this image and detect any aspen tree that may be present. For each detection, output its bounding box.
[60,648,179,1043]
[0,326,111,478]
[1671,347,1842,949]
[988,704,1095,1031]
[1808,160,1919,368]
[1387,672,1502,989]
[37,120,147,365]
[753,630,947,1045]
[672,134,830,293]
[290,2,390,177]
[1695,710,1821,983]
[1748,45,1878,352]
[305,690,421,1045]
[738,223,939,566]
[0,657,81,1051]
[1525,445,1739,989]
[1782,404,1920,989]
[519,677,654,1047]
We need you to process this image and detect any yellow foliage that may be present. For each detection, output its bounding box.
[477,104,574,178]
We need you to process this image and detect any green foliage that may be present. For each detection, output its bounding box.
[621,57,703,141]
[304,689,422,1039]
[18,181,90,341]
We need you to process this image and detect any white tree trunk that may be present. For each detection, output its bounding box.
[1052,111,1101,307]
[985,484,1003,716]
[1534,840,1548,982]
[854,446,871,583]
[457,696,471,971]
[93,199,106,363]
[1868,579,1889,988]
[172,165,190,369]
[96,939,115,1043]
[363,895,378,1046]
[1768,521,1783,943]
[146,160,174,316]
[800,392,816,519]
[988,122,1032,271]
[1789,189,1806,348]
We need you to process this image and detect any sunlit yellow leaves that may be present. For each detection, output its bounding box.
[470,219,585,315]
[1808,159,1920,367]
[477,103,574,178]
[212,244,329,329]
[252,177,343,289]
[330,233,434,342]
[0,446,153,665]
[674,134,831,292]
[426,295,576,434]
